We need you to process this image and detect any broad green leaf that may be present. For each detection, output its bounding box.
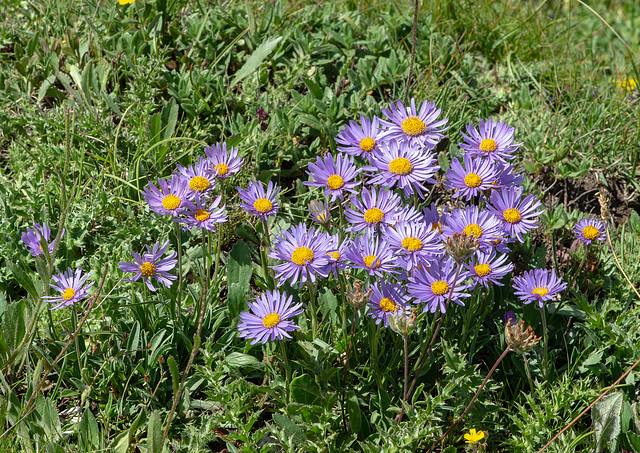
[593,391,623,453]
[225,352,262,368]
[230,36,283,86]
[6,260,38,303]
[290,375,322,405]
[147,410,162,453]
[346,391,362,434]
[272,413,307,444]
[227,241,253,287]
[78,408,99,451]
[167,356,180,395]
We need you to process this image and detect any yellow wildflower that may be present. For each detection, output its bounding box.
[464,428,485,444]
[118,0,135,4]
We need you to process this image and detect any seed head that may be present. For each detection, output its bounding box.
[389,307,418,336]
[346,281,372,310]
[504,317,541,354]
[445,233,479,263]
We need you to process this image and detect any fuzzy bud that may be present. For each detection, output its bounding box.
[389,307,418,336]
[346,281,372,310]
[504,317,541,354]
[445,233,479,263]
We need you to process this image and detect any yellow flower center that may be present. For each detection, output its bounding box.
[327,174,345,190]
[388,157,413,176]
[582,225,600,240]
[479,138,498,152]
[214,163,229,176]
[189,176,211,192]
[316,212,328,222]
[140,262,156,277]
[503,208,522,223]
[463,223,483,238]
[380,297,396,312]
[431,221,443,234]
[402,237,423,251]
[464,173,482,188]
[253,198,273,213]
[359,137,376,152]
[327,251,340,260]
[62,288,76,300]
[401,116,426,136]
[291,247,314,266]
[364,254,379,269]
[474,264,491,277]
[431,280,450,295]
[195,209,210,222]
[532,287,549,297]
[262,312,281,328]
[162,194,181,211]
[364,207,384,224]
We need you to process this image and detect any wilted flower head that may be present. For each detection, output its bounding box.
[346,281,372,310]
[21,222,63,258]
[504,317,541,353]
[444,233,479,263]
[388,306,418,336]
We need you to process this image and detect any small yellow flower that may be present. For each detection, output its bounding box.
[464,428,485,444]
[613,77,637,91]
[118,0,135,4]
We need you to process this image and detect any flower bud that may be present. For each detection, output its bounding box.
[346,281,372,310]
[389,307,418,336]
[309,200,330,224]
[505,318,541,354]
[445,233,479,263]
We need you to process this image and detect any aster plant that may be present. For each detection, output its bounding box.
[44,268,94,310]
[119,240,178,292]
[21,222,63,258]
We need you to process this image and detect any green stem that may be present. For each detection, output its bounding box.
[403,334,409,400]
[174,222,183,319]
[540,305,549,381]
[279,341,291,403]
[341,308,358,430]
[523,353,534,391]
[308,282,318,340]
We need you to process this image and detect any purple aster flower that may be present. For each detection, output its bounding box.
[344,187,401,233]
[391,205,425,228]
[343,231,400,277]
[238,180,280,220]
[367,140,440,198]
[513,268,567,308]
[487,187,544,242]
[573,218,606,245]
[423,203,449,234]
[367,282,411,327]
[44,268,94,310]
[269,223,332,287]
[176,157,215,196]
[465,250,514,289]
[175,195,227,231]
[304,153,361,202]
[441,206,503,252]
[21,222,63,257]
[445,153,498,200]
[309,200,330,224]
[204,142,244,179]
[408,257,470,313]
[119,240,178,292]
[322,235,350,278]
[384,221,443,271]
[493,162,525,189]
[459,118,521,163]
[335,115,382,158]
[142,175,192,217]
[238,290,304,344]
[380,99,448,148]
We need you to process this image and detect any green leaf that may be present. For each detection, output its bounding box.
[593,391,623,453]
[227,241,253,287]
[231,36,283,86]
[346,391,362,434]
[627,432,640,452]
[6,260,38,303]
[290,375,322,405]
[225,352,262,368]
[78,408,99,451]
[167,355,180,395]
[272,413,307,444]
[147,410,162,453]
[442,447,457,453]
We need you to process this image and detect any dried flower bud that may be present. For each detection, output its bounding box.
[346,281,372,310]
[598,187,610,222]
[389,307,418,336]
[505,318,541,354]
[144,374,150,383]
[445,233,479,263]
